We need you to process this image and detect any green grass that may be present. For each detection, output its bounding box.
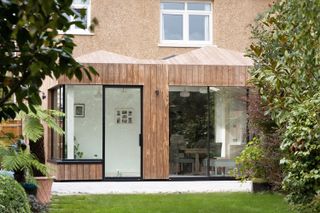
[50,192,292,213]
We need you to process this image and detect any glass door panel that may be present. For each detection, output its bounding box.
[169,86,209,176]
[104,87,141,177]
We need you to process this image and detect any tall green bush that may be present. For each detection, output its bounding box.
[247,0,320,211]
[0,175,31,213]
[247,91,283,190]
[233,137,265,182]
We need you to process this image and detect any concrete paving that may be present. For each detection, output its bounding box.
[52,181,252,195]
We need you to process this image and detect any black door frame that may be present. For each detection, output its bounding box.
[102,85,143,180]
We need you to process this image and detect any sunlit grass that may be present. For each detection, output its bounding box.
[50,192,292,213]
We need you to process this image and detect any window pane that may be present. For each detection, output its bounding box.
[169,86,248,177]
[187,3,211,11]
[73,0,89,5]
[163,14,183,40]
[169,86,209,177]
[51,86,64,160]
[65,85,103,160]
[209,87,247,177]
[189,15,209,41]
[161,2,184,10]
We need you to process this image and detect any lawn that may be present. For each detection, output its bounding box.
[50,192,292,213]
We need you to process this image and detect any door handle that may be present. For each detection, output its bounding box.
[139,134,143,147]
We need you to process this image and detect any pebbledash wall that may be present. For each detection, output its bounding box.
[72,0,273,58]
[42,0,273,181]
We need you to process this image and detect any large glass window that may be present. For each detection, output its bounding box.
[160,1,212,46]
[169,86,248,177]
[64,85,103,160]
[51,86,64,160]
[51,85,103,160]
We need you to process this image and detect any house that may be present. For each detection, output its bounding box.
[42,0,273,181]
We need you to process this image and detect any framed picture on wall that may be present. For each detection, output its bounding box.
[116,108,133,124]
[74,104,85,117]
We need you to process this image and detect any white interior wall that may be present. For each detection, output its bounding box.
[215,91,226,158]
[105,88,141,177]
[65,86,75,159]
[65,85,103,159]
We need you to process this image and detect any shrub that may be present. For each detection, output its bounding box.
[233,137,265,181]
[0,175,31,213]
[247,91,283,190]
[247,0,320,208]
[28,195,48,213]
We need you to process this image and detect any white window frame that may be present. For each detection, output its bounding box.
[159,1,213,47]
[63,0,92,35]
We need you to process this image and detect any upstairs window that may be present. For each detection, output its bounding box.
[160,1,212,46]
[66,0,91,34]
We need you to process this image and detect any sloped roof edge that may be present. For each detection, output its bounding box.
[165,46,253,66]
[76,46,253,66]
[75,50,162,64]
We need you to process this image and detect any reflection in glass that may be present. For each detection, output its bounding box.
[169,86,248,177]
[189,15,209,41]
[187,3,211,11]
[163,14,183,40]
[161,2,184,10]
[169,87,209,176]
[208,87,247,176]
[51,86,64,160]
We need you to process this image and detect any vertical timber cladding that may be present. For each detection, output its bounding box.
[47,162,103,181]
[56,63,249,180]
[167,65,249,86]
[58,63,170,180]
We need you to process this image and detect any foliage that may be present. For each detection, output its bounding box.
[18,105,64,142]
[233,137,265,182]
[247,0,320,209]
[0,175,31,213]
[247,90,283,190]
[0,0,98,121]
[28,195,48,213]
[0,142,48,181]
[74,143,83,159]
[0,106,63,181]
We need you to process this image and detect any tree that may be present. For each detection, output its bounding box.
[248,0,320,211]
[0,0,97,121]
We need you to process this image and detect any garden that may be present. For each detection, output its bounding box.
[50,193,291,213]
[1,0,320,212]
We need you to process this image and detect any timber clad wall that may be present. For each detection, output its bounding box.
[168,65,249,86]
[0,120,22,139]
[58,64,170,179]
[49,63,249,180]
[48,163,102,180]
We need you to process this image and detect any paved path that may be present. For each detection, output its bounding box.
[52,181,252,195]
